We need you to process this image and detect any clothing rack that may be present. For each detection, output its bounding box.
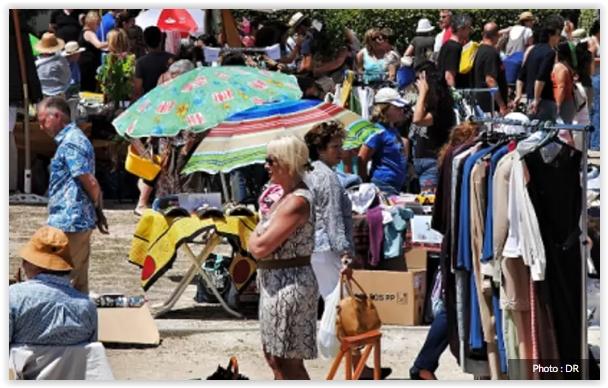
[471,116,541,128]
[456,87,499,129]
[203,44,282,64]
[550,122,594,380]
[470,116,595,379]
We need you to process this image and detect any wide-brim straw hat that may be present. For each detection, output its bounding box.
[61,41,86,57]
[35,32,65,54]
[19,226,73,271]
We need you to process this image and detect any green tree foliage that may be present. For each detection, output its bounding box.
[579,9,600,36]
[234,9,598,58]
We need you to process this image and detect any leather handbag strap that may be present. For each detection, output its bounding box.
[349,276,369,296]
[340,274,371,300]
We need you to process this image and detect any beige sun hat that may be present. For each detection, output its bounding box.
[572,28,587,39]
[518,11,535,23]
[61,41,86,57]
[288,12,308,28]
[18,226,73,271]
[35,32,65,54]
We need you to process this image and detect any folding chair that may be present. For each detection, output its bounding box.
[151,229,244,319]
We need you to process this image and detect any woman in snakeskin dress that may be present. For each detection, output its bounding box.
[248,136,318,380]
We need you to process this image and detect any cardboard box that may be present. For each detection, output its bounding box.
[405,247,428,270]
[97,303,160,345]
[376,248,429,272]
[352,269,427,326]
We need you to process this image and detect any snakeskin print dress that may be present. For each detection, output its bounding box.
[256,187,319,360]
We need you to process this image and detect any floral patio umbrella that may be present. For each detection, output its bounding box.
[182,99,381,174]
[111,66,302,138]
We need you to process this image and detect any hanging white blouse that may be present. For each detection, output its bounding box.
[501,157,547,281]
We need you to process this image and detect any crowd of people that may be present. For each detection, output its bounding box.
[26,9,602,207]
[10,8,601,381]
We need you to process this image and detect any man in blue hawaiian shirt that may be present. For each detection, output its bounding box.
[37,96,108,294]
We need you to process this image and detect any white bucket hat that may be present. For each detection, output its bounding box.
[61,41,86,57]
[416,18,435,34]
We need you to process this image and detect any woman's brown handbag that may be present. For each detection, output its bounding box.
[336,274,382,339]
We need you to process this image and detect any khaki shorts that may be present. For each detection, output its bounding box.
[66,229,93,294]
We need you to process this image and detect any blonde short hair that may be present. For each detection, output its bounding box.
[267,135,310,177]
[84,11,101,28]
[107,29,129,54]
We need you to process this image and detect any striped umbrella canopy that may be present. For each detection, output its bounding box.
[111,66,302,138]
[182,99,381,175]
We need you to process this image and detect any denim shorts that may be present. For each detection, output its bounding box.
[413,158,438,190]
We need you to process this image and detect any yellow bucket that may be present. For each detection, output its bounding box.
[125,145,162,181]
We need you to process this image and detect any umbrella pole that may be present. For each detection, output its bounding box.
[219,171,230,203]
[12,10,32,194]
[221,9,242,47]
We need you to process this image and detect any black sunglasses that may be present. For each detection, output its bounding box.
[265,156,275,166]
[373,35,386,41]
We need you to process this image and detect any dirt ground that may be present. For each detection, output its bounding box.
[8,204,600,380]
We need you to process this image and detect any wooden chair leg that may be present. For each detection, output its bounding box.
[345,349,353,380]
[353,344,373,379]
[373,339,381,380]
[326,349,346,380]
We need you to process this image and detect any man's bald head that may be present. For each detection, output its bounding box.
[482,22,499,41]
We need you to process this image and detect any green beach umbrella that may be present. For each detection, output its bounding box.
[111,66,302,138]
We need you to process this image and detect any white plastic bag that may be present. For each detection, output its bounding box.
[317,281,341,359]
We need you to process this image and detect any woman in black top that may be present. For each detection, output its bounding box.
[402,18,436,69]
[78,11,108,92]
[411,61,456,192]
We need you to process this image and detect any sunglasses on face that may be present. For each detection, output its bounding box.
[373,35,386,42]
[265,156,276,166]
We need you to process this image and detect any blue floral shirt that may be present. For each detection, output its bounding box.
[9,274,98,346]
[48,123,97,232]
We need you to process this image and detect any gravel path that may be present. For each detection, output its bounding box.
[9,204,599,380]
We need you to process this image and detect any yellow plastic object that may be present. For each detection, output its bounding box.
[78,91,105,104]
[125,145,162,181]
[416,193,436,206]
[459,41,480,74]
